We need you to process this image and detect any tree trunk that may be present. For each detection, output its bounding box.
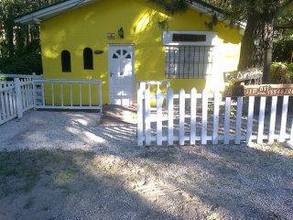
[238,10,274,83]
[238,12,265,70]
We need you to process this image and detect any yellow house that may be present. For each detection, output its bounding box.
[16,0,244,106]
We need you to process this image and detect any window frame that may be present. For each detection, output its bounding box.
[61,50,71,73]
[83,47,94,70]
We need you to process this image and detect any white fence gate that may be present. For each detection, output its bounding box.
[0,78,34,125]
[0,76,103,125]
[137,86,293,146]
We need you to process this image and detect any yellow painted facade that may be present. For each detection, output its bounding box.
[40,0,242,104]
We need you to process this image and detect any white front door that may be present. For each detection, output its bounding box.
[108,45,135,106]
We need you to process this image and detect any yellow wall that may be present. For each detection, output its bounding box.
[40,0,242,104]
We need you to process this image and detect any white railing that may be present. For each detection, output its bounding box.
[33,79,103,111]
[0,78,34,125]
[0,76,103,125]
[137,86,293,146]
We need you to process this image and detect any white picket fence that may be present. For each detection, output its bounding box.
[33,79,103,111]
[0,76,103,125]
[0,78,34,125]
[137,86,293,146]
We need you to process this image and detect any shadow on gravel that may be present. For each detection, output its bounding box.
[135,143,293,219]
[0,150,176,220]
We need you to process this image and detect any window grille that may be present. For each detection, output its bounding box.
[165,45,214,79]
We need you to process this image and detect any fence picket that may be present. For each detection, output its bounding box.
[246,96,255,143]
[224,97,231,144]
[235,97,243,144]
[190,88,197,145]
[137,84,144,146]
[257,97,266,144]
[201,90,208,145]
[157,89,163,145]
[179,89,185,145]
[212,91,220,144]
[279,96,289,142]
[167,88,174,146]
[269,96,277,143]
[145,87,151,146]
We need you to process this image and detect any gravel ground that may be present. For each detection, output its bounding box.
[0,110,293,219]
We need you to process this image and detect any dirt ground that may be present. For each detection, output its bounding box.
[0,109,293,219]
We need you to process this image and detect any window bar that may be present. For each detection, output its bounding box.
[168,46,171,78]
[182,46,185,78]
[198,47,201,78]
[51,83,55,106]
[173,46,176,77]
[178,46,181,78]
[203,46,206,78]
[192,46,195,78]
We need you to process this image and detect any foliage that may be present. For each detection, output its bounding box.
[150,0,188,13]
[270,62,293,83]
[273,39,293,62]
[0,0,62,75]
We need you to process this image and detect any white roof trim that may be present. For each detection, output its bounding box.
[15,0,246,29]
[15,0,95,23]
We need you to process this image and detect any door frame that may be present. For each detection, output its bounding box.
[107,44,135,105]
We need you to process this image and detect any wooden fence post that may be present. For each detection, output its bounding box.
[145,87,151,146]
[235,96,243,144]
[14,78,23,119]
[246,96,255,143]
[190,88,197,145]
[167,88,174,146]
[257,96,266,144]
[156,88,163,146]
[279,96,289,142]
[268,96,277,143]
[137,83,144,146]
[201,90,208,145]
[224,97,231,144]
[212,91,220,145]
[179,89,185,145]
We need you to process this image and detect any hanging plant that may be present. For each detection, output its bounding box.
[150,0,188,14]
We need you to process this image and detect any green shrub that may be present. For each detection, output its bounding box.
[270,62,292,84]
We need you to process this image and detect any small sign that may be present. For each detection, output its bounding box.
[107,33,116,40]
[244,84,293,96]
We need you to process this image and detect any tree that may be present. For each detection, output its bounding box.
[205,0,292,82]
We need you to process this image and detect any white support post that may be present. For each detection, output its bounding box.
[190,88,197,145]
[14,78,23,119]
[61,84,64,107]
[156,89,163,146]
[279,95,289,142]
[79,84,82,107]
[224,97,231,144]
[179,89,185,146]
[137,84,144,146]
[88,84,92,107]
[212,91,220,145]
[145,87,151,146]
[51,83,55,106]
[235,96,243,144]
[70,84,73,107]
[257,96,266,144]
[167,88,174,146]
[201,90,208,145]
[269,96,277,143]
[99,82,103,112]
[42,83,45,107]
[246,96,255,143]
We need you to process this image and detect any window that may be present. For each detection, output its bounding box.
[165,45,214,79]
[83,48,93,70]
[61,50,71,72]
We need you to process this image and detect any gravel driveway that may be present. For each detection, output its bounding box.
[0,109,293,219]
[0,108,137,152]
